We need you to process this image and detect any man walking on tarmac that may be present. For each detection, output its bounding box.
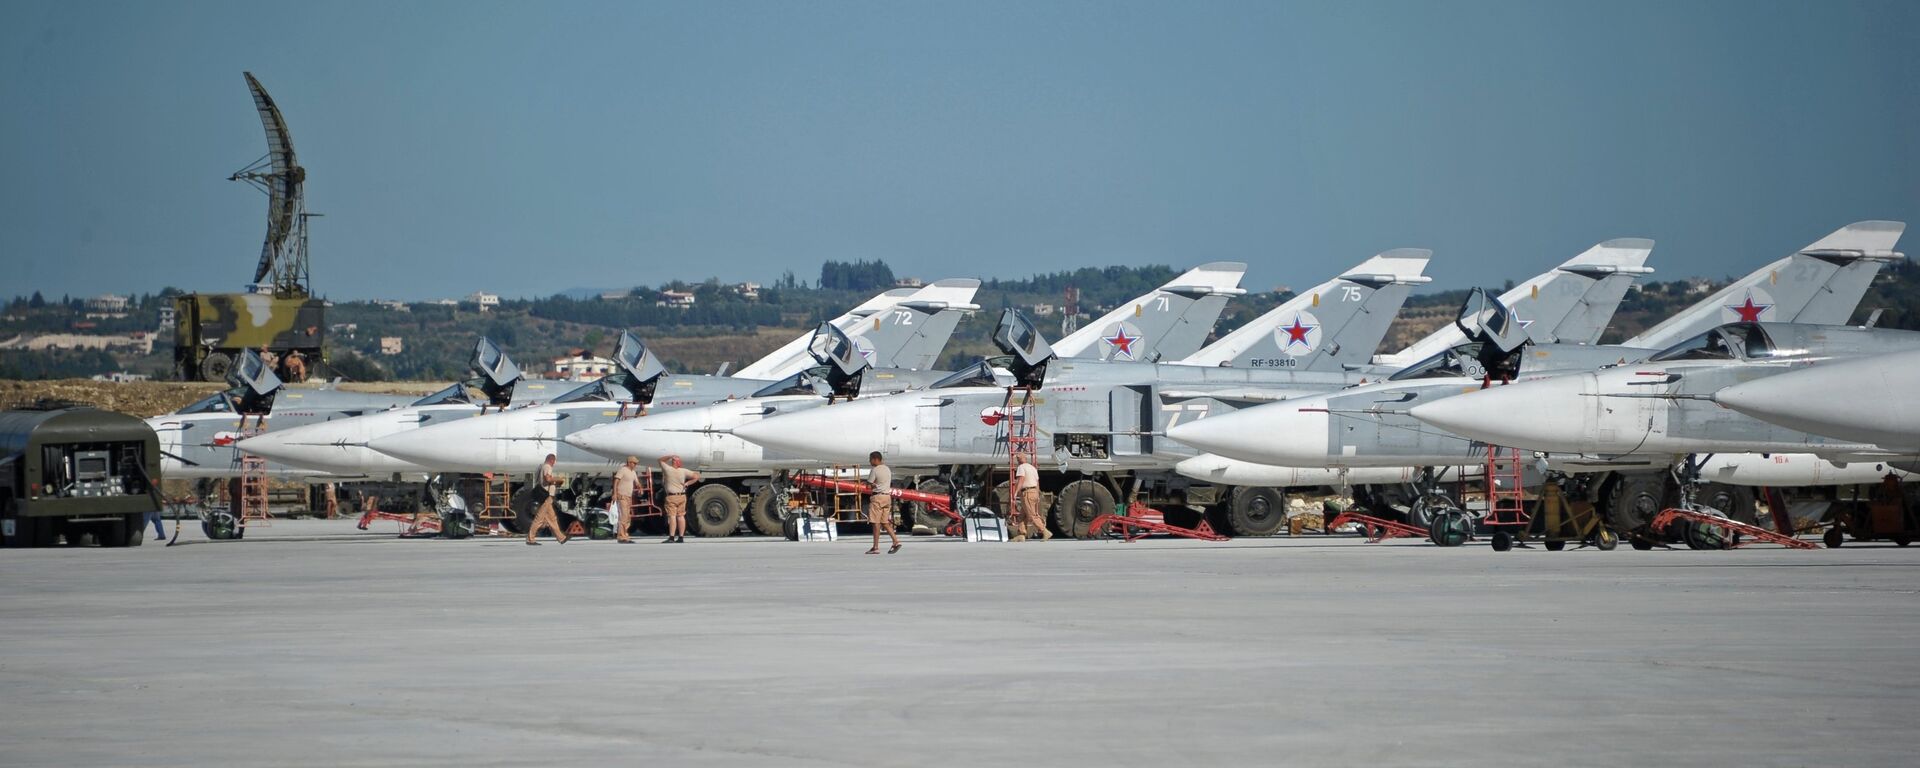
[867,451,901,555]
[612,456,640,544]
[527,453,570,545]
[659,455,698,543]
[1012,452,1050,541]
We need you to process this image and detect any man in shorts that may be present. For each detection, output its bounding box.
[658,455,699,543]
[611,456,640,543]
[867,451,901,554]
[526,453,569,545]
[1012,452,1050,541]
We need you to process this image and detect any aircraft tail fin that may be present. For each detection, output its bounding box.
[1627,221,1906,349]
[1379,240,1653,366]
[1054,262,1247,363]
[843,278,982,371]
[732,287,917,380]
[1179,250,1431,371]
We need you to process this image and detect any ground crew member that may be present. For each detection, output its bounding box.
[526,453,569,545]
[867,451,901,555]
[258,345,278,376]
[284,350,307,382]
[611,456,640,544]
[659,455,699,543]
[1013,452,1050,541]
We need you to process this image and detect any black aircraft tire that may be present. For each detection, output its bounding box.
[1544,539,1565,552]
[1226,487,1287,537]
[687,485,742,538]
[905,478,951,533]
[1052,480,1115,539]
[746,486,787,537]
[1700,484,1757,526]
[1823,527,1844,548]
[1603,473,1670,533]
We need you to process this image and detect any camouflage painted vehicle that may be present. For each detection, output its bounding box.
[173,293,326,381]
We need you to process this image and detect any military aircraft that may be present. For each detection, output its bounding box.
[1408,322,1920,464]
[1166,221,1907,528]
[557,262,1253,535]
[731,250,1435,536]
[234,338,543,480]
[147,349,413,481]
[1712,349,1920,452]
[362,279,984,481]
[230,283,947,480]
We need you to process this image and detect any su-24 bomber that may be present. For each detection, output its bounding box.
[238,281,978,482]
[728,242,1670,538]
[209,219,1914,547]
[1167,221,1909,533]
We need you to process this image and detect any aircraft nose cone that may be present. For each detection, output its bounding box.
[371,417,495,471]
[1166,404,1331,466]
[1713,373,1810,426]
[563,413,703,463]
[235,425,338,470]
[732,400,884,463]
[562,423,615,458]
[1410,376,1590,450]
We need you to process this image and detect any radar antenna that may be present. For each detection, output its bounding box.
[228,72,314,299]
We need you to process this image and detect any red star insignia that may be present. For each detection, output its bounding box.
[1728,294,1771,322]
[1105,328,1137,357]
[1282,317,1316,348]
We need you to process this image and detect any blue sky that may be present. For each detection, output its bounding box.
[3,1,1915,301]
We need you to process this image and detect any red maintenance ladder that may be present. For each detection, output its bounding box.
[235,414,272,527]
[1326,510,1430,543]
[1482,445,1528,548]
[790,472,963,536]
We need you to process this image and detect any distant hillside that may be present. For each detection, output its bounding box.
[5,259,1919,382]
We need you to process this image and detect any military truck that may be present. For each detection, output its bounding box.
[0,403,163,547]
[173,292,325,381]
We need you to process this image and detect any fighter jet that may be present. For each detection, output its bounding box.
[557,262,1252,534]
[233,338,541,480]
[1713,349,1920,452]
[732,250,1435,536]
[1167,221,1907,528]
[363,279,984,480]
[1408,322,1920,464]
[147,349,414,481]
[232,283,959,479]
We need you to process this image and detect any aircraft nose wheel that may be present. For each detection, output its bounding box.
[1428,509,1471,547]
[1489,531,1514,552]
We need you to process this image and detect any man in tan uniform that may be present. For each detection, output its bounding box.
[284,350,307,382]
[526,453,569,545]
[611,456,640,544]
[867,451,901,554]
[1012,452,1050,541]
[659,455,699,543]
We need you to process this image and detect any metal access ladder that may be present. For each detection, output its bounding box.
[1482,446,1528,550]
[235,415,272,527]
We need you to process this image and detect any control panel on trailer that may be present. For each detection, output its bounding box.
[0,402,163,547]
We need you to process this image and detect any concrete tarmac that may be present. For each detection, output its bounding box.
[3,519,1917,766]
